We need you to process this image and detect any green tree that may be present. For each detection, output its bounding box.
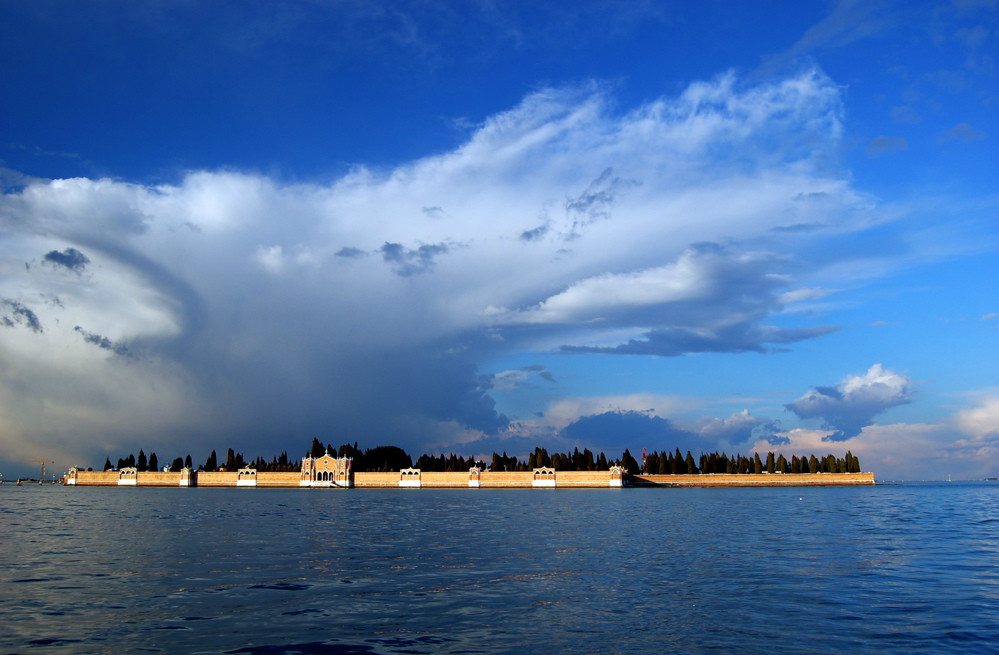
[137,450,147,471]
[184,454,193,469]
[169,457,184,472]
[103,457,112,471]
[766,452,776,474]
[685,451,698,474]
[204,450,217,472]
[361,445,412,472]
[148,452,159,472]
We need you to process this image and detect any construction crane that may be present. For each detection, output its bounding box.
[20,458,55,482]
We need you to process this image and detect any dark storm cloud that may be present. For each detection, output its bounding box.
[560,411,701,454]
[785,364,914,440]
[43,247,90,272]
[380,241,449,276]
[0,299,42,333]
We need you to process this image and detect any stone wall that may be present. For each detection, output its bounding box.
[631,472,875,486]
[66,468,876,488]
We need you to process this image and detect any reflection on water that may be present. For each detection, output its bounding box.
[1,483,996,654]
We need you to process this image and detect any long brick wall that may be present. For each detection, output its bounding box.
[66,468,875,488]
[632,472,875,486]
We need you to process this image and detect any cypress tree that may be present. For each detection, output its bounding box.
[104,457,113,471]
[620,449,640,475]
[137,450,147,471]
[148,452,158,472]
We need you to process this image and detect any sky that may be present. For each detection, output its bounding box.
[1,0,996,482]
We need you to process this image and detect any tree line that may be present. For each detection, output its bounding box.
[102,440,861,475]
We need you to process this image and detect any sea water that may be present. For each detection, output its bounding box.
[1,482,996,654]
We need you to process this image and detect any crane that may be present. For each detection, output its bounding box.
[19,458,55,483]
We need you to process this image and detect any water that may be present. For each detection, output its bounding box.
[1,483,996,654]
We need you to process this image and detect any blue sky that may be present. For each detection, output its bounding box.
[1,0,996,481]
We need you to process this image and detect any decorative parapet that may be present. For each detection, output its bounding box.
[118,467,138,486]
[179,467,194,487]
[609,466,626,487]
[236,467,258,487]
[532,467,556,488]
[468,467,481,488]
[399,468,422,488]
[65,467,79,485]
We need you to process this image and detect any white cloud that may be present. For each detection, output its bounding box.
[0,70,877,467]
[786,364,914,439]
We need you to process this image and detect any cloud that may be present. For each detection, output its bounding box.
[490,364,557,390]
[698,409,786,448]
[1,299,43,333]
[335,247,367,259]
[503,244,841,356]
[43,247,90,273]
[0,70,875,467]
[74,326,130,356]
[865,135,908,157]
[751,391,999,480]
[559,410,698,455]
[941,122,987,142]
[785,364,914,440]
[379,241,451,276]
[563,167,639,235]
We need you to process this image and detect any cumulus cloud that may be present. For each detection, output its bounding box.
[751,390,999,481]
[785,364,914,440]
[0,69,875,466]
